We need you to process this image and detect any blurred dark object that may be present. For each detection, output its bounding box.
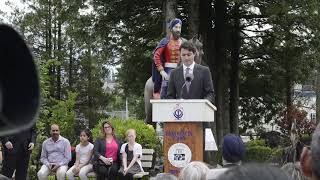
[0,174,10,180]
[0,24,39,136]
[259,131,281,148]
[68,146,76,167]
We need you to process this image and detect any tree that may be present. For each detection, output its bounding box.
[12,0,111,129]
[239,0,320,133]
[278,106,316,136]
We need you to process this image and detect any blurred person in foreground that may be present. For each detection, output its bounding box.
[215,163,292,180]
[300,123,320,180]
[207,134,245,180]
[178,161,209,180]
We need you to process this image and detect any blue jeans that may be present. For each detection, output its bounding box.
[160,67,175,99]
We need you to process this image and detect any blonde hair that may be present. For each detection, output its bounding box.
[178,161,209,180]
[126,129,136,136]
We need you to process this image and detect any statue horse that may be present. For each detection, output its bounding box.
[144,37,204,126]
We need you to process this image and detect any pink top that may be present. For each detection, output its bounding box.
[105,137,118,161]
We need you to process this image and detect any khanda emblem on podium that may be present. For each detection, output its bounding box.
[173,104,184,120]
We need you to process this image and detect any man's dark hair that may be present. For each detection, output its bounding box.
[311,124,320,178]
[217,163,291,180]
[180,41,196,53]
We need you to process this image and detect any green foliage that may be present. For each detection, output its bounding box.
[270,147,284,162]
[245,139,266,147]
[49,91,78,143]
[238,0,320,132]
[92,0,163,117]
[214,149,223,165]
[300,134,312,144]
[245,144,272,162]
[92,118,162,156]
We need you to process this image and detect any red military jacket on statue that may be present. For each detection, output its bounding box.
[153,37,182,71]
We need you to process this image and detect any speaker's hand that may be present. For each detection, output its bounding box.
[160,70,169,80]
[153,93,161,99]
[28,142,35,150]
[5,141,13,149]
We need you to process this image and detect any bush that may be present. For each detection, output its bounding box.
[268,147,285,164]
[246,139,266,147]
[244,140,273,162]
[92,118,162,156]
[300,134,311,145]
[245,145,273,162]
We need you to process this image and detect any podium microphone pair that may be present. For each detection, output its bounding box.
[0,24,40,136]
[179,73,194,99]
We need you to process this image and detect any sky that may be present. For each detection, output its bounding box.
[0,0,24,23]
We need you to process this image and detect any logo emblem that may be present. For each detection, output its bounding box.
[173,104,184,120]
[168,143,192,168]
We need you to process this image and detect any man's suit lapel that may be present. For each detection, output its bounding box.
[189,64,200,96]
[176,65,186,98]
[177,65,185,86]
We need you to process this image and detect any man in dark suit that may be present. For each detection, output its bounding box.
[1,124,37,179]
[167,41,214,102]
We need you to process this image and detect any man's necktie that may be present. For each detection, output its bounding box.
[185,67,191,93]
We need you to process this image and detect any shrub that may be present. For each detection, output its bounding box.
[268,147,284,164]
[244,140,273,162]
[245,145,273,162]
[300,134,311,145]
[92,118,162,156]
[246,139,266,147]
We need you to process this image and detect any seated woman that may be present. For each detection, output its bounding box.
[119,129,143,180]
[66,129,94,180]
[92,121,122,180]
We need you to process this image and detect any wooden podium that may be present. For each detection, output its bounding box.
[150,99,216,176]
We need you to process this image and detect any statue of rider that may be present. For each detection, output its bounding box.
[152,18,184,99]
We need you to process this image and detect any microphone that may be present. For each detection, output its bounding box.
[185,73,194,82]
[179,73,194,99]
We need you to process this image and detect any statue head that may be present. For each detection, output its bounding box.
[169,18,182,40]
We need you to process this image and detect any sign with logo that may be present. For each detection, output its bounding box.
[173,104,184,120]
[168,143,192,168]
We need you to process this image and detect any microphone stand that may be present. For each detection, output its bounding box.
[179,73,193,99]
[180,82,187,99]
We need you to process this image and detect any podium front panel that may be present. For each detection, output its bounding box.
[163,122,203,176]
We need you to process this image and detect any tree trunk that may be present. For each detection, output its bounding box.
[87,46,94,128]
[229,4,240,134]
[191,0,212,165]
[188,0,200,37]
[316,68,320,124]
[56,0,62,100]
[68,41,73,90]
[47,0,55,98]
[214,0,228,144]
[164,0,177,35]
[286,75,293,132]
